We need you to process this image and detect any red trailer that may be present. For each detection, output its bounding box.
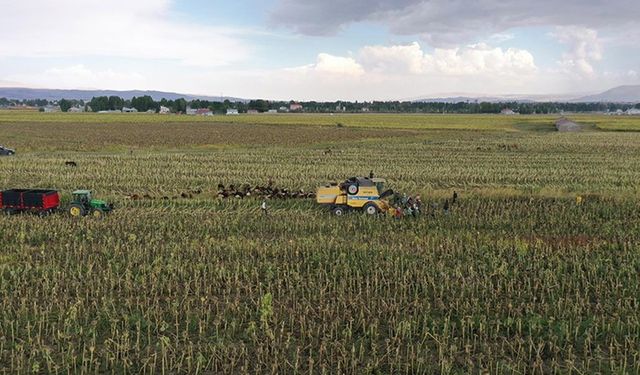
[0,189,60,215]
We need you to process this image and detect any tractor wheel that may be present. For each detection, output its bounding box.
[69,204,85,217]
[332,206,346,216]
[346,184,359,195]
[91,208,104,218]
[364,203,379,215]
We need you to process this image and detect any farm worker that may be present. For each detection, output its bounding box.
[369,170,374,179]
[576,196,583,205]
[443,199,450,214]
[452,191,458,204]
[261,200,268,216]
[394,206,403,219]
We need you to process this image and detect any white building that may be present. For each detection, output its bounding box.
[122,107,138,113]
[159,106,171,114]
[43,105,60,113]
[626,108,640,115]
[501,108,517,115]
[226,109,239,115]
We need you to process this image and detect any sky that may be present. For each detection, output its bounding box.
[0,0,639,101]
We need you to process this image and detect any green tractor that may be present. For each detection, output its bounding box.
[68,190,113,218]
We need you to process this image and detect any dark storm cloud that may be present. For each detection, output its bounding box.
[269,0,640,45]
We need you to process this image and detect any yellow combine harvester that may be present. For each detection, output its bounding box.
[316,177,393,216]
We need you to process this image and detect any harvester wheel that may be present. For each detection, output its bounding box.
[364,203,379,215]
[332,206,346,216]
[69,204,85,217]
[91,208,104,218]
[347,184,359,195]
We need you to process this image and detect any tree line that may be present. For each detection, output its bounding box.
[2,96,640,114]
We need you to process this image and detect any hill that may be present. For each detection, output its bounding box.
[575,85,640,103]
[0,87,247,102]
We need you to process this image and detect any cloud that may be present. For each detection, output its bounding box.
[270,0,640,46]
[268,42,538,100]
[359,42,537,76]
[8,65,148,90]
[0,0,251,67]
[551,26,602,77]
[289,53,365,77]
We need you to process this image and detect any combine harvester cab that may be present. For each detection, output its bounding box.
[316,177,392,216]
[0,189,60,215]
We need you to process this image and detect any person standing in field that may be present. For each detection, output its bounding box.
[261,200,268,216]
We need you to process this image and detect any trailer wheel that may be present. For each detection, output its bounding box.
[69,204,85,217]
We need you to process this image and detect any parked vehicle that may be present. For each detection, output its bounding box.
[0,189,60,215]
[0,145,15,156]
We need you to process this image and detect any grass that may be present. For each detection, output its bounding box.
[0,112,639,373]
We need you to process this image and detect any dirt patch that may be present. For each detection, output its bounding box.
[556,117,582,132]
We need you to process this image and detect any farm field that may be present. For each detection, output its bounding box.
[1,112,639,374]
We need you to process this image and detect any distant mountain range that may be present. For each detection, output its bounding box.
[1,85,639,103]
[0,87,247,102]
[573,85,640,103]
[412,85,640,104]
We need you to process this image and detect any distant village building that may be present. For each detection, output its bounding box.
[267,109,278,114]
[226,109,239,115]
[43,105,61,113]
[67,106,85,113]
[289,103,303,112]
[196,108,213,116]
[159,106,171,114]
[247,109,259,114]
[501,108,517,115]
[186,107,197,115]
[122,107,138,113]
[625,108,640,115]
[278,106,289,113]
[361,107,370,112]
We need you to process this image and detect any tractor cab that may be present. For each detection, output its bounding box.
[69,190,113,217]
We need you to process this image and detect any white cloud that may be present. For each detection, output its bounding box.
[551,26,603,77]
[359,42,537,76]
[360,43,427,74]
[0,0,251,67]
[289,53,364,77]
[8,65,148,90]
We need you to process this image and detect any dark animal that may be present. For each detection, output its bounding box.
[65,161,78,167]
